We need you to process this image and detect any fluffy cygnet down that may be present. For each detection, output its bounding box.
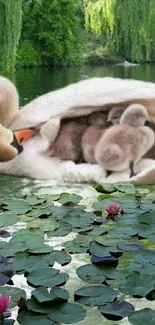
[95,104,155,178]
[49,116,88,163]
[107,105,126,125]
[82,112,109,164]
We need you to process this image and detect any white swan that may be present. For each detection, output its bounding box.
[1,76,155,184]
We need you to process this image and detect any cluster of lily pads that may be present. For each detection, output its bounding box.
[0,183,155,324]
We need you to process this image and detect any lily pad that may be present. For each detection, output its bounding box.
[89,241,111,258]
[64,241,88,254]
[115,213,139,225]
[26,208,53,218]
[48,303,87,324]
[0,273,10,286]
[28,218,59,232]
[128,308,155,325]
[17,311,56,325]
[62,210,95,228]
[138,212,155,225]
[1,240,28,257]
[91,255,119,268]
[1,199,31,214]
[74,285,117,306]
[109,226,136,239]
[0,286,26,308]
[58,193,82,205]
[0,213,18,226]
[119,272,155,297]
[99,300,134,320]
[0,230,11,238]
[134,250,155,265]
[93,184,116,194]
[27,299,87,323]
[76,264,106,284]
[27,268,69,287]
[47,251,71,266]
[32,287,69,303]
[48,223,71,236]
[10,256,50,273]
[25,195,46,206]
[119,242,143,252]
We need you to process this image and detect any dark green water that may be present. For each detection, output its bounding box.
[11,64,155,105]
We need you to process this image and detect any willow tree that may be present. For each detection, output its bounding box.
[85,0,155,62]
[0,0,22,72]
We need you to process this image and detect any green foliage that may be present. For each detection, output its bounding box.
[85,0,155,62]
[19,0,84,67]
[0,0,22,72]
[16,41,41,67]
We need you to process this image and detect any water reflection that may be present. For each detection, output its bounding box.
[5,64,155,105]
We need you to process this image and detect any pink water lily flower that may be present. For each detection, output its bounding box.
[0,295,10,313]
[106,203,120,216]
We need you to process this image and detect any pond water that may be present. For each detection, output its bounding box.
[11,63,155,105]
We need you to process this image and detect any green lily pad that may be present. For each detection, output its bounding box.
[74,234,92,247]
[76,264,106,284]
[74,285,116,306]
[29,244,53,255]
[1,199,31,214]
[11,256,50,273]
[58,193,82,205]
[47,251,71,266]
[119,242,143,252]
[48,303,87,324]
[0,286,26,308]
[0,213,18,226]
[28,218,59,232]
[128,308,155,325]
[48,223,71,236]
[25,195,46,206]
[115,213,139,225]
[27,268,69,287]
[109,226,137,239]
[134,250,155,265]
[17,311,56,325]
[99,300,134,319]
[132,224,153,238]
[64,240,88,254]
[89,241,111,257]
[62,210,95,228]
[114,183,137,194]
[27,299,87,323]
[138,212,155,225]
[1,240,28,257]
[119,272,155,297]
[32,287,69,303]
[26,208,53,218]
[93,184,116,194]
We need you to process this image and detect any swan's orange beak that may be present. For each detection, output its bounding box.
[14,128,38,144]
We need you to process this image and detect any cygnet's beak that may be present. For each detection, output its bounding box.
[145,120,155,131]
[106,120,113,127]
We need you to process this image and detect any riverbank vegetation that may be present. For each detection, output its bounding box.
[1,0,155,72]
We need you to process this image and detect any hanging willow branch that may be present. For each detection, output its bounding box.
[85,0,155,62]
[0,0,22,72]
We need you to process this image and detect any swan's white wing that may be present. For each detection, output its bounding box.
[10,77,155,130]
